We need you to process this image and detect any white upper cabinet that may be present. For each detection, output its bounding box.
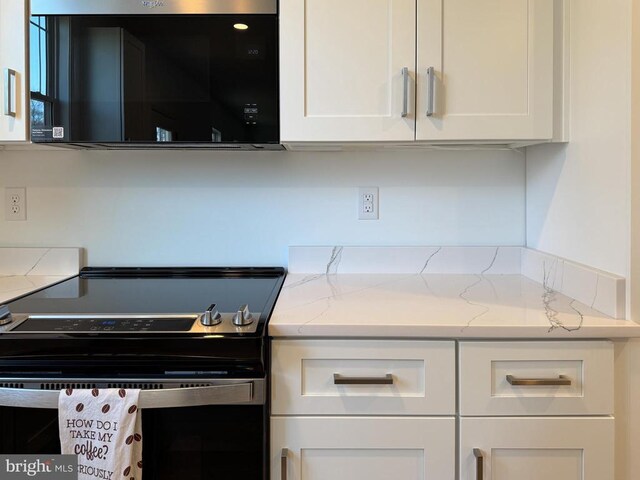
[0,0,29,142]
[280,0,558,144]
[416,0,555,142]
[280,0,416,142]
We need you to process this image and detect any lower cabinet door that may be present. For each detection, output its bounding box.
[460,417,614,480]
[272,416,455,480]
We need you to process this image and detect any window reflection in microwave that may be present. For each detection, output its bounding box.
[29,15,279,144]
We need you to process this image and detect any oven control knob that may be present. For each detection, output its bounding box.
[0,305,13,326]
[233,304,253,326]
[201,304,222,326]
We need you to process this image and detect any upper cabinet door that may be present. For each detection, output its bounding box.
[280,0,416,142]
[416,0,554,142]
[0,0,29,142]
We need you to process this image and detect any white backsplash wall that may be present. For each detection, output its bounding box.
[526,0,631,279]
[0,148,525,266]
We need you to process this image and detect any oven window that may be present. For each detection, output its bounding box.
[1,405,265,480]
[142,406,265,479]
[0,407,61,454]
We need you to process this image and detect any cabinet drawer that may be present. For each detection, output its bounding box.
[460,417,614,480]
[272,416,455,480]
[459,341,613,416]
[271,340,455,415]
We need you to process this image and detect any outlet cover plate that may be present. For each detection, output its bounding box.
[358,187,379,220]
[5,187,26,221]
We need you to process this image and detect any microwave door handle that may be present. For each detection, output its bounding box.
[0,382,254,409]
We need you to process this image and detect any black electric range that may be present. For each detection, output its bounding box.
[0,267,286,480]
[0,267,285,377]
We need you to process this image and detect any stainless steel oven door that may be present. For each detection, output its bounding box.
[0,378,267,479]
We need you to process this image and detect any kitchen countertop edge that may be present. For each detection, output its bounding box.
[269,272,640,339]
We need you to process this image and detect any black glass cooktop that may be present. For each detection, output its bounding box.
[0,268,286,376]
[4,267,286,335]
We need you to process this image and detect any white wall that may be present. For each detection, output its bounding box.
[0,148,525,266]
[526,0,631,278]
[525,4,636,478]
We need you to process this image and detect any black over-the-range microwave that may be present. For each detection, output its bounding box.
[29,0,282,150]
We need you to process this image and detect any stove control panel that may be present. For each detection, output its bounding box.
[14,317,196,332]
[4,311,262,335]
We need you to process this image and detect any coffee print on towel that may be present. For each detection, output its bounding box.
[58,389,142,480]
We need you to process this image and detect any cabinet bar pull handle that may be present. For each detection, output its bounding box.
[426,66,435,117]
[401,67,409,117]
[281,448,288,480]
[506,374,571,386]
[474,449,484,480]
[3,69,16,118]
[333,373,394,385]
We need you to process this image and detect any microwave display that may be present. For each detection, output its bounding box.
[29,15,279,146]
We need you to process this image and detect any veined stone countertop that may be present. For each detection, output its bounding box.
[269,273,639,338]
[0,275,74,304]
[269,247,640,338]
[0,248,82,304]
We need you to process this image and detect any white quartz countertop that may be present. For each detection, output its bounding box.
[269,273,640,338]
[0,248,82,305]
[0,274,74,304]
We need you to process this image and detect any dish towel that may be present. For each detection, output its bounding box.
[59,388,143,480]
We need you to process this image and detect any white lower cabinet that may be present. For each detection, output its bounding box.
[460,417,614,480]
[271,417,456,480]
[459,341,614,480]
[459,341,614,416]
[270,340,614,480]
[271,340,456,416]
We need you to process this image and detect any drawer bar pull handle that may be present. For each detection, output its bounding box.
[506,374,571,386]
[474,448,484,480]
[281,448,288,480]
[333,373,394,385]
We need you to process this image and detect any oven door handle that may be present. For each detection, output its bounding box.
[141,382,254,408]
[0,382,255,409]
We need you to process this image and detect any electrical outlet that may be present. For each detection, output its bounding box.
[5,187,26,221]
[358,187,379,220]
